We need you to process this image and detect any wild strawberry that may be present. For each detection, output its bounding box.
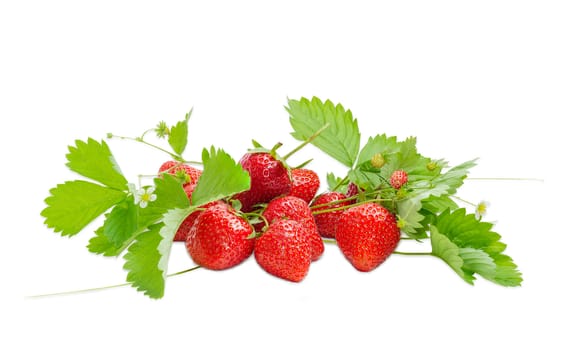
[288,168,320,203]
[260,196,324,261]
[345,182,362,204]
[158,160,202,186]
[254,219,311,282]
[311,192,350,238]
[389,169,408,190]
[186,203,254,270]
[336,203,400,272]
[233,152,291,212]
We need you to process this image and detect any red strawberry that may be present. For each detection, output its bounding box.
[158,160,202,186]
[186,203,254,270]
[288,168,320,203]
[233,152,291,212]
[254,219,311,282]
[389,169,408,190]
[311,192,350,238]
[261,196,324,261]
[336,203,400,272]
[345,182,363,204]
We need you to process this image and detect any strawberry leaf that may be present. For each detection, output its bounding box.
[191,146,251,206]
[397,159,477,237]
[287,97,360,168]
[168,109,191,156]
[102,198,138,248]
[430,209,522,286]
[123,207,192,299]
[87,226,123,256]
[41,180,127,236]
[137,174,190,228]
[66,138,128,190]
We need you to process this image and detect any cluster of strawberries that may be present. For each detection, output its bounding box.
[159,151,407,282]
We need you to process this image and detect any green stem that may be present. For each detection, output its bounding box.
[27,266,202,298]
[109,133,186,162]
[311,198,392,215]
[467,177,544,182]
[331,175,349,192]
[322,238,337,245]
[393,251,432,256]
[451,195,476,207]
[282,123,330,161]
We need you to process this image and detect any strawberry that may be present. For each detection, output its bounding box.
[345,182,363,204]
[389,169,408,190]
[254,219,311,282]
[158,160,202,186]
[311,192,350,238]
[233,152,291,212]
[288,168,320,203]
[186,203,254,270]
[335,203,400,272]
[260,196,324,261]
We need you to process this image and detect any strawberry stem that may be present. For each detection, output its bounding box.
[108,133,187,162]
[282,123,330,161]
[27,266,202,298]
[393,251,432,256]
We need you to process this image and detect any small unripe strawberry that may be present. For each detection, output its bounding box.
[390,169,408,189]
[371,153,385,168]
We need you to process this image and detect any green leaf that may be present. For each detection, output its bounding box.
[396,159,477,236]
[431,209,522,286]
[41,180,127,236]
[102,198,138,247]
[137,174,190,228]
[430,225,473,283]
[287,97,360,167]
[66,138,128,190]
[191,146,251,206]
[168,110,191,156]
[326,172,348,192]
[87,226,123,256]
[123,207,191,299]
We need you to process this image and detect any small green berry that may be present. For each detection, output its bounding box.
[371,153,385,168]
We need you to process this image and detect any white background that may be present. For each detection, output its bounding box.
[2,1,569,349]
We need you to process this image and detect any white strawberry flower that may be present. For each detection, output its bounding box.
[134,186,157,208]
[475,200,490,220]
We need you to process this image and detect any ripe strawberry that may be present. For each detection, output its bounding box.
[254,219,311,282]
[288,168,320,203]
[158,160,202,186]
[173,182,223,241]
[186,203,254,270]
[233,152,291,212]
[261,196,324,261]
[345,182,363,204]
[336,203,400,272]
[389,169,408,190]
[311,192,350,238]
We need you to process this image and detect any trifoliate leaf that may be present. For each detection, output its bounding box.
[66,138,128,190]
[123,207,191,299]
[41,180,127,236]
[87,226,123,256]
[287,97,360,167]
[102,198,138,248]
[137,174,190,228]
[191,146,251,206]
[431,209,522,286]
[168,109,191,156]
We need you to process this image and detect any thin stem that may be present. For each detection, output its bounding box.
[109,134,185,162]
[311,198,392,215]
[393,251,432,256]
[331,175,349,192]
[27,266,202,298]
[282,123,330,161]
[451,195,476,207]
[467,177,544,182]
[322,238,337,245]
